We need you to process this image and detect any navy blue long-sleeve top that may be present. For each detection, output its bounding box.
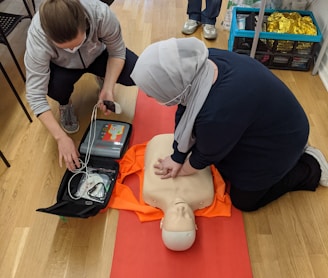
[171,49,309,191]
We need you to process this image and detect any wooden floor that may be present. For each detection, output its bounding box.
[1,0,328,277]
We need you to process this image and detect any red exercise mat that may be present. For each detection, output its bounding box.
[110,91,252,278]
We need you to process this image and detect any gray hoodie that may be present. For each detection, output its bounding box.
[24,0,126,115]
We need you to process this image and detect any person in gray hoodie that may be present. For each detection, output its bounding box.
[24,0,137,171]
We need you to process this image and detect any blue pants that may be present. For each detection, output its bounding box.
[187,0,222,25]
[48,48,138,105]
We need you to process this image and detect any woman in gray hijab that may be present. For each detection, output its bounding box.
[131,37,328,212]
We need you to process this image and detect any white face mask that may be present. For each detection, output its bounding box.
[63,33,86,53]
[161,84,191,106]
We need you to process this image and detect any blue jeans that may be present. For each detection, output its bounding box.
[187,0,222,25]
[48,48,138,105]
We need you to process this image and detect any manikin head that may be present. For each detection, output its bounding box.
[160,198,197,251]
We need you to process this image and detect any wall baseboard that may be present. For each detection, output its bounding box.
[309,0,328,92]
[319,61,328,92]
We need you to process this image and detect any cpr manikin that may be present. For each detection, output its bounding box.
[143,134,215,251]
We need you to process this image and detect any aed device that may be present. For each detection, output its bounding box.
[79,120,131,158]
[37,119,132,218]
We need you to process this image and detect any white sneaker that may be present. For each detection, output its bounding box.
[182,19,200,35]
[304,145,328,187]
[203,24,217,40]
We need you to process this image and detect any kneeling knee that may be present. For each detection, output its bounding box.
[231,199,260,212]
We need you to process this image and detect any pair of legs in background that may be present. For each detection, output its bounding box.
[48,48,138,133]
[230,148,328,211]
[182,0,222,40]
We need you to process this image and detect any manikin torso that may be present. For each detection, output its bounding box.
[143,134,214,213]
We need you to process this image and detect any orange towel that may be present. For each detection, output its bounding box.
[104,141,232,221]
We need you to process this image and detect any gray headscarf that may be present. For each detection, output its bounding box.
[130,37,214,153]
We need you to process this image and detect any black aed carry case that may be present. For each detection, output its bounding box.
[37,119,132,218]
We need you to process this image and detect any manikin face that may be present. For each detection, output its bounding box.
[53,30,86,53]
[160,199,197,251]
[161,198,195,232]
